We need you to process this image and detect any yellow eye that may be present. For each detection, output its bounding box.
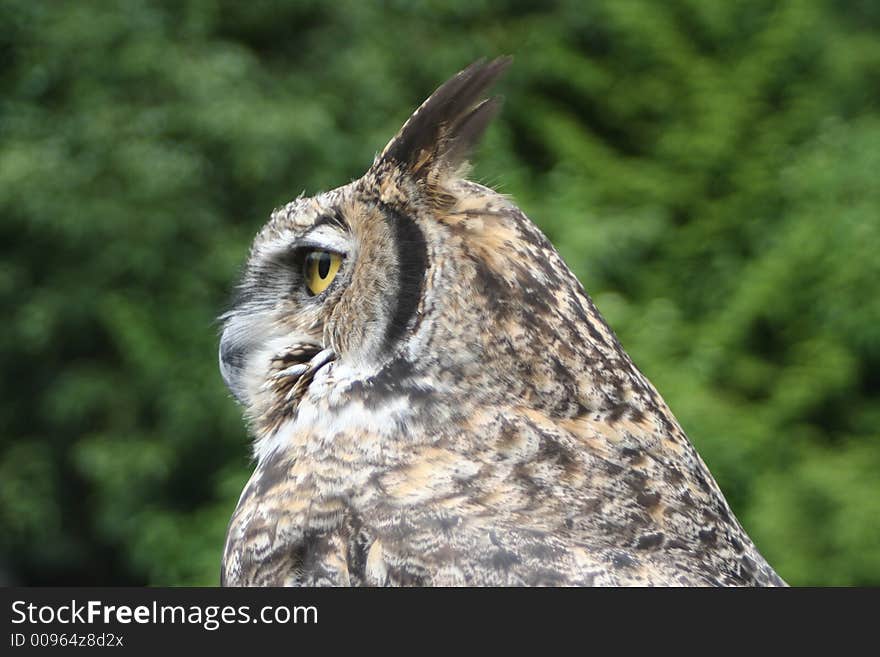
[304,250,342,296]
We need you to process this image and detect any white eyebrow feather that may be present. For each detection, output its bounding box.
[299,224,350,253]
[259,223,351,261]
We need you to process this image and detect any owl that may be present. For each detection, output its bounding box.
[218,57,785,586]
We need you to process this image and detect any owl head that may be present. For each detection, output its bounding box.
[220,57,619,448]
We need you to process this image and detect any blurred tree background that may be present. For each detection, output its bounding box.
[1,0,878,586]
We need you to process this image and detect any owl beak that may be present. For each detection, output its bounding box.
[271,347,335,382]
[274,347,336,404]
[307,348,336,372]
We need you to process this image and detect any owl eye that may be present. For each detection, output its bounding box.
[304,250,343,296]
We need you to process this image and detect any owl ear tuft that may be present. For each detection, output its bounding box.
[376,56,512,180]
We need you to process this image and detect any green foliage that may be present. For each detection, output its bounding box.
[1,0,878,585]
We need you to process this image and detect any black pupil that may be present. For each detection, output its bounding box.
[317,252,331,279]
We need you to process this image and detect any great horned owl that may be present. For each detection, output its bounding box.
[219,58,785,586]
